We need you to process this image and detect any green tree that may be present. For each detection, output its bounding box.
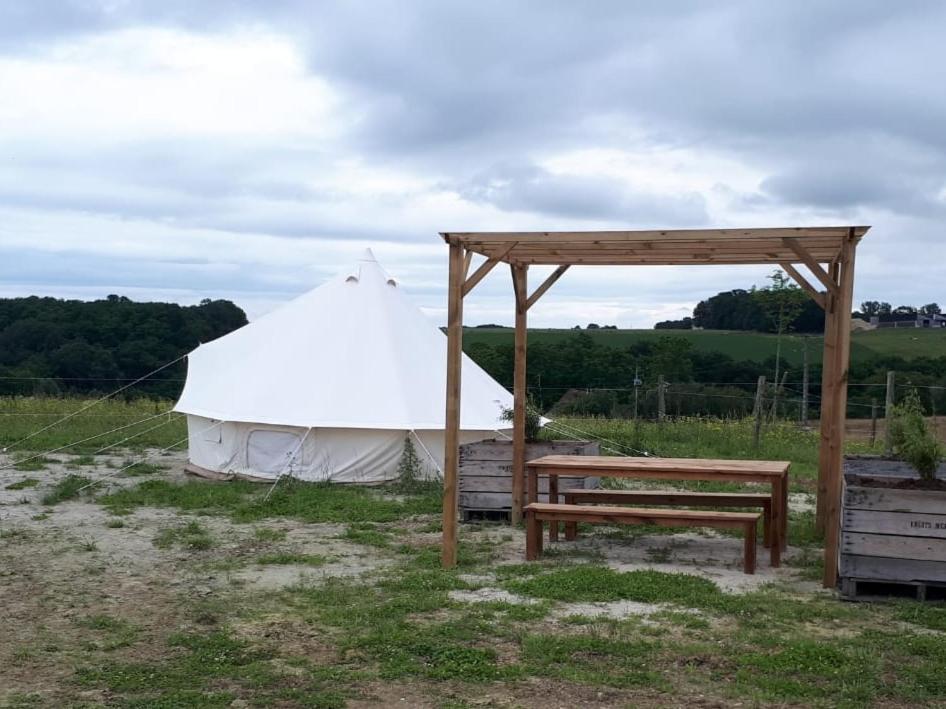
[754,270,806,413]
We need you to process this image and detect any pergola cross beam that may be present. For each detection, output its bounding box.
[783,238,840,298]
[439,226,869,590]
[526,265,569,311]
[780,262,827,310]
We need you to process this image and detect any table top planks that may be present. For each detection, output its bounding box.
[525,455,790,478]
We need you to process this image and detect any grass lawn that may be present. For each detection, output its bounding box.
[0,414,941,707]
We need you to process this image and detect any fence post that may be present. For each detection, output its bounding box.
[753,375,766,448]
[870,398,878,447]
[884,370,895,455]
[657,375,666,423]
[770,370,788,421]
[801,337,809,427]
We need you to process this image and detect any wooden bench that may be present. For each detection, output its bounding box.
[561,489,773,547]
[524,502,762,574]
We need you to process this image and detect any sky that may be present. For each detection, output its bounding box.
[1,1,944,327]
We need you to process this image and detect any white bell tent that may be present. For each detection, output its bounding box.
[174,249,513,483]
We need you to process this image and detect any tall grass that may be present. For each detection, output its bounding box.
[0,397,186,453]
[545,416,883,482]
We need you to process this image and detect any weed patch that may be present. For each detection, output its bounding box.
[12,456,59,472]
[341,523,393,548]
[69,455,97,467]
[76,614,139,650]
[257,553,326,567]
[252,527,286,542]
[507,566,721,606]
[41,474,91,505]
[99,478,440,524]
[6,477,40,490]
[521,633,665,689]
[122,461,165,477]
[153,521,214,551]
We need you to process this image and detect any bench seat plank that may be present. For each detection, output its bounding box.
[524,503,761,574]
[560,489,773,547]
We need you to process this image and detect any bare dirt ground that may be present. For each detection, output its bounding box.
[1,452,819,707]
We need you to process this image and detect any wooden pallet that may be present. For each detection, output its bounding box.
[458,439,599,518]
[840,576,946,602]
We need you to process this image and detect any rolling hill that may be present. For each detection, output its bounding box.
[460,327,946,366]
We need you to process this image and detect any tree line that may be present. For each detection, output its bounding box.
[655,271,940,331]
[466,332,946,419]
[0,295,247,398]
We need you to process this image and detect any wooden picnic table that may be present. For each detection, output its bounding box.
[526,455,791,567]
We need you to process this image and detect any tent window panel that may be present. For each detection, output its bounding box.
[247,430,304,476]
[203,420,222,443]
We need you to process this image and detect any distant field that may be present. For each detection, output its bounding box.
[0,397,185,455]
[462,327,946,365]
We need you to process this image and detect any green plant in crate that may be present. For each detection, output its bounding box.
[500,399,542,442]
[889,389,944,481]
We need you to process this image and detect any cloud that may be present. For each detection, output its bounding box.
[1,2,945,326]
[457,161,707,224]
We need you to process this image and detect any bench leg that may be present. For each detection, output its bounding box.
[562,492,577,541]
[548,476,559,542]
[526,512,543,561]
[743,521,757,575]
[564,521,578,541]
[762,500,772,548]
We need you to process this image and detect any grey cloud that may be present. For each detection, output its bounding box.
[0,139,426,243]
[457,162,707,225]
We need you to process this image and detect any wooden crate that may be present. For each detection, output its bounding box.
[839,456,946,600]
[459,439,599,520]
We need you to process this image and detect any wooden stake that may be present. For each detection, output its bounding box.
[657,375,666,423]
[884,370,895,455]
[870,399,878,447]
[770,370,788,421]
[801,337,809,427]
[511,264,529,524]
[441,243,464,568]
[753,375,766,448]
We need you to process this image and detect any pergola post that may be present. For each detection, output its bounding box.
[822,233,856,588]
[510,264,529,523]
[816,271,838,533]
[441,241,465,568]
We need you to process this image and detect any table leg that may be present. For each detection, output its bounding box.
[781,472,789,552]
[527,466,538,508]
[770,478,782,568]
[548,475,559,542]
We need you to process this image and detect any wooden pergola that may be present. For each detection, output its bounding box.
[439,226,870,589]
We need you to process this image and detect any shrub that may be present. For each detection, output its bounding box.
[393,435,427,492]
[889,389,944,481]
[500,400,542,441]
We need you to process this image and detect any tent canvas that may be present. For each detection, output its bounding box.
[174,250,513,483]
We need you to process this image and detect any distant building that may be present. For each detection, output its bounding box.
[869,313,946,329]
